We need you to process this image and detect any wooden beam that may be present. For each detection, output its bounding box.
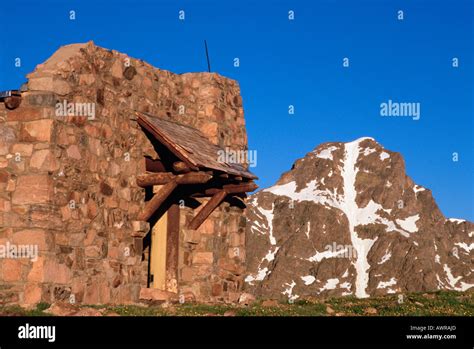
[137,172,212,187]
[190,191,248,199]
[188,190,227,230]
[166,203,180,291]
[233,176,243,182]
[173,161,191,173]
[188,182,257,198]
[137,181,177,221]
[223,182,257,193]
[4,96,21,110]
[137,173,174,186]
[204,182,257,195]
[134,237,144,256]
[176,172,213,185]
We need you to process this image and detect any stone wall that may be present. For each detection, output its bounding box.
[0,41,248,306]
[179,202,246,302]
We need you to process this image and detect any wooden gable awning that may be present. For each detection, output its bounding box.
[134,111,258,232]
[136,111,257,180]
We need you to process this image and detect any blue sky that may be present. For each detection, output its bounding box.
[0,0,472,220]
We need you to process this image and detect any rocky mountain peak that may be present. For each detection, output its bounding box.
[245,138,473,300]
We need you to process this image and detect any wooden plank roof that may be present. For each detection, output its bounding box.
[136,111,258,180]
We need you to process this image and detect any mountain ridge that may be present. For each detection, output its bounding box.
[244,137,473,300]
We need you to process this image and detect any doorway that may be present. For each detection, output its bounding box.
[149,212,167,290]
[147,193,180,293]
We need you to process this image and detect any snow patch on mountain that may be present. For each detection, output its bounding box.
[455,242,473,253]
[378,250,392,264]
[448,218,466,224]
[362,148,376,156]
[264,180,340,208]
[282,281,299,301]
[380,152,390,161]
[396,214,420,233]
[307,248,348,262]
[414,185,425,193]
[313,145,339,160]
[256,205,276,245]
[339,138,377,298]
[301,275,316,285]
[377,277,397,289]
[319,278,339,292]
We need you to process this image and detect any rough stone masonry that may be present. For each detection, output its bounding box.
[0,42,250,306]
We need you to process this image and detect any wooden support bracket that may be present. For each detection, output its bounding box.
[188,190,227,230]
[137,181,177,221]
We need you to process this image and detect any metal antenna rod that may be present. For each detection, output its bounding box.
[204,40,211,73]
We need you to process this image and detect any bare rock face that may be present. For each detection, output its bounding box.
[245,137,473,300]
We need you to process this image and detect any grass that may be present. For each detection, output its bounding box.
[0,291,472,317]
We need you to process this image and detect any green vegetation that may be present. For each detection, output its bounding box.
[0,291,472,317]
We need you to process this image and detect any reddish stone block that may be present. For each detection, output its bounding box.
[66,145,81,160]
[227,292,240,303]
[26,257,44,282]
[79,74,95,85]
[12,175,53,205]
[197,264,213,277]
[24,283,42,305]
[28,77,54,92]
[139,288,177,302]
[192,252,214,265]
[218,258,245,275]
[7,107,44,122]
[11,143,34,156]
[28,77,71,95]
[12,229,51,251]
[197,218,214,235]
[0,197,11,212]
[211,283,223,296]
[83,284,100,304]
[0,170,9,183]
[85,245,101,258]
[199,122,218,141]
[180,266,195,282]
[27,257,72,284]
[71,277,86,301]
[183,228,200,244]
[229,233,240,247]
[29,149,59,171]
[110,60,123,79]
[19,119,54,142]
[98,280,111,304]
[84,229,96,246]
[84,125,100,137]
[2,259,22,282]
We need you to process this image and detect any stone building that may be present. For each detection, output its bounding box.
[0,41,257,306]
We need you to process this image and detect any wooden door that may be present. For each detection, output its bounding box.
[150,212,168,290]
